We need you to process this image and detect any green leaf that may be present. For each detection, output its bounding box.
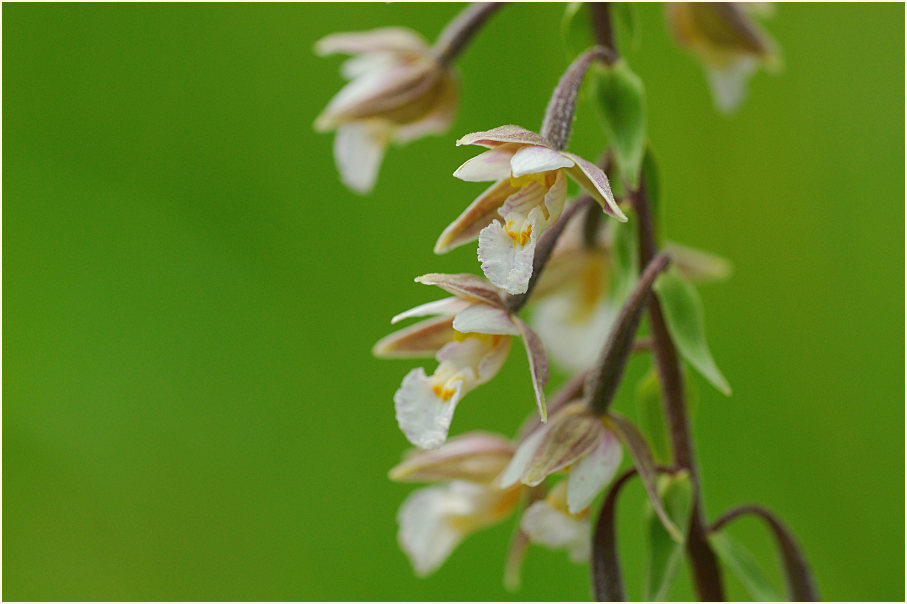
[609,209,639,299]
[644,472,694,601]
[653,268,732,395]
[593,60,647,187]
[709,532,784,602]
[560,3,594,61]
[635,368,670,464]
[612,3,640,52]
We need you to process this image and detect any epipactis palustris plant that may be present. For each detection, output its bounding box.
[317,3,818,601]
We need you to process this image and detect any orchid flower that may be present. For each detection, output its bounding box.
[390,432,524,576]
[530,211,733,372]
[434,125,627,295]
[520,481,591,563]
[499,402,623,514]
[315,27,458,193]
[665,3,780,113]
[374,273,549,450]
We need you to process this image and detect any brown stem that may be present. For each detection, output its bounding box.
[586,253,671,415]
[588,2,618,60]
[634,177,725,601]
[433,3,504,66]
[711,505,820,601]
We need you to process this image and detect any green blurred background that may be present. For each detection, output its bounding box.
[3,3,904,601]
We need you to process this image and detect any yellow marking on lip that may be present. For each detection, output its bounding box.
[504,220,532,246]
[432,383,458,402]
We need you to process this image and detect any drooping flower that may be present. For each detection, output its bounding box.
[665,2,780,113]
[315,27,458,193]
[374,273,549,450]
[390,432,524,576]
[434,125,627,295]
[529,211,733,372]
[499,402,623,514]
[520,481,591,563]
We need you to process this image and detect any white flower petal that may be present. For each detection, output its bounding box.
[435,180,517,254]
[567,429,623,513]
[397,485,465,576]
[333,122,388,193]
[340,53,395,80]
[499,181,547,220]
[510,145,574,177]
[477,219,537,295]
[706,56,759,113]
[520,500,591,562]
[394,367,463,449]
[316,27,429,56]
[392,297,471,324]
[453,145,519,182]
[498,426,548,487]
[453,304,519,335]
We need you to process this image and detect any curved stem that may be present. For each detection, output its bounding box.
[586,253,671,415]
[592,466,679,601]
[540,46,615,150]
[711,505,820,601]
[433,3,504,66]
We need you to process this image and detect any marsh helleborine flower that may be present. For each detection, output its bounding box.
[315,27,458,193]
[500,402,623,514]
[665,2,780,113]
[435,125,627,295]
[390,432,524,576]
[374,273,548,450]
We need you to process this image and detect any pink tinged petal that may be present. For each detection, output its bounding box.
[389,432,515,483]
[397,485,464,576]
[521,411,603,486]
[434,180,516,254]
[414,273,505,308]
[453,304,519,336]
[562,152,627,221]
[499,180,547,219]
[453,145,520,182]
[456,125,551,149]
[566,429,623,513]
[373,316,455,359]
[514,317,550,422]
[475,335,512,383]
[315,27,429,56]
[333,122,388,193]
[392,71,459,143]
[498,425,550,488]
[394,367,463,449]
[509,145,575,178]
[477,219,537,295]
[520,500,591,562]
[391,297,471,324]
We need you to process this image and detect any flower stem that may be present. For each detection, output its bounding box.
[634,178,726,602]
[433,2,504,66]
[588,3,724,599]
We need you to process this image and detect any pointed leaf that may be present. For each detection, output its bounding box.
[593,60,647,187]
[606,413,682,541]
[644,471,694,601]
[609,211,639,300]
[560,3,595,61]
[709,532,783,602]
[653,267,732,395]
[635,368,670,464]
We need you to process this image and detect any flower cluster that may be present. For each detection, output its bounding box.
[314,3,790,594]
